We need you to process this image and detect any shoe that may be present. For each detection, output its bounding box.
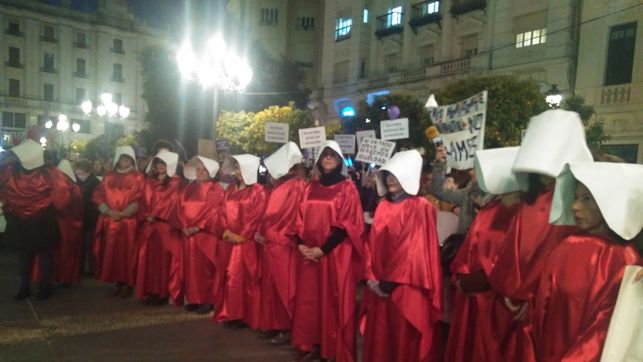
[184,303,198,312]
[258,330,279,339]
[222,321,235,329]
[230,320,248,330]
[119,286,133,298]
[35,284,54,301]
[296,347,321,362]
[13,285,31,300]
[195,304,213,315]
[269,331,290,345]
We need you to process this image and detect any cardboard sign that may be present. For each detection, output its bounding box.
[298,126,326,149]
[197,139,217,159]
[427,90,487,170]
[334,134,356,154]
[265,122,289,143]
[380,118,409,140]
[356,130,376,149]
[355,138,395,166]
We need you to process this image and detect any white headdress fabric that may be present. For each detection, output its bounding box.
[153,150,179,177]
[315,140,347,176]
[12,139,44,170]
[264,142,303,179]
[475,147,525,195]
[184,155,219,181]
[113,146,138,170]
[232,154,260,185]
[57,159,77,182]
[375,150,423,196]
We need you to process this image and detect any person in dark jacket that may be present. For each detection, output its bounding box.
[73,159,101,275]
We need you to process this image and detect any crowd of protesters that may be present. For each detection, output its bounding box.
[1,109,642,362]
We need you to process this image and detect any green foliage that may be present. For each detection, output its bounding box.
[115,134,137,147]
[561,94,609,149]
[436,75,549,148]
[81,135,113,160]
[217,103,315,155]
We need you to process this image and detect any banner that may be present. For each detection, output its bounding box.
[265,122,289,143]
[380,118,409,140]
[298,126,326,149]
[334,134,356,154]
[428,90,487,170]
[355,138,396,166]
[356,130,376,149]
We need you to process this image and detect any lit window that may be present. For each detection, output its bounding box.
[363,9,369,23]
[425,1,440,15]
[515,28,547,48]
[387,6,403,27]
[260,8,279,25]
[335,17,352,41]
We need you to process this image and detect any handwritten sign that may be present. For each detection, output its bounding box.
[355,138,396,166]
[334,134,356,154]
[298,126,326,149]
[380,118,409,140]
[427,90,487,170]
[265,122,289,143]
[356,130,376,149]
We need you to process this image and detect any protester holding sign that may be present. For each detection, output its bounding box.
[290,140,364,362]
[533,162,642,361]
[361,150,443,362]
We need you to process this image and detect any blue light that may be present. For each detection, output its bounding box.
[341,106,356,117]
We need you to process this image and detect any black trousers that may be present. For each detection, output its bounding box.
[18,251,53,286]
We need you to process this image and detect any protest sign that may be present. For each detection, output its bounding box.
[265,122,289,143]
[356,130,376,149]
[380,118,409,140]
[355,138,395,166]
[334,134,356,154]
[427,90,487,170]
[298,126,326,149]
[197,138,217,159]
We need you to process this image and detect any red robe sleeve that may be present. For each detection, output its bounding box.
[332,180,365,257]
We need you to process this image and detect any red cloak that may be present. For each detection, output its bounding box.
[486,188,577,362]
[214,183,267,328]
[290,179,364,362]
[533,235,642,362]
[92,170,144,285]
[175,181,224,305]
[446,199,519,362]
[50,178,83,284]
[257,176,307,331]
[135,176,183,303]
[361,196,443,362]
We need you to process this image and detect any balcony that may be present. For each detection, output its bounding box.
[74,71,88,78]
[5,28,23,37]
[5,61,23,68]
[409,1,442,31]
[450,0,486,16]
[375,10,405,38]
[40,35,58,43]
[440,57,470,74]
[111,47,125,55]
[74,42,89,49]
[41,67,57,74]
[600,85,631,105]
[110,76,125,83]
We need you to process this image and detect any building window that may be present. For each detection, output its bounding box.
[43,53,55,73]
[260,8,279,25]
[605,22,637,86]
[295,17,315,30]
[359,59,367,79]
[461,34,478,58]
[515,28,547,48]
[6,19,22,36]
[9,79,20,97]
[75,32,88,48]
[41,25,56,42]
[76,88,86,104]
[419,44,435,65]
[387,6,403,27]
[112,63,124,82]
[7,47,21,67]
[112,38,124,54]
[333,61,349,84]
[2,112,27,129]
[75,58,87,77]
[44,84,54,102]
[363,8,369,23]
[384,53,398,72]
[423,1,440,15]
[514,11,547,49]
[335,17,352,41]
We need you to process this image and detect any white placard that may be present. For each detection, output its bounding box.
[334,134,356,154]
[356,130,376,149]
[600,265,643,362]
[436,211,460,246]
[298,126,326,149]
[265,122,289,143]
[380,118,409,141]
[427,90,487,170]
[355,138,396,166]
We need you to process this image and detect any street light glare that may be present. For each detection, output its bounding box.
[58,114,68,123]
[45,120,53,129]
[81,100,93,115]
[177,41,197,79]
[57,117,70,131]
[39,137,47,144]
[207,35,227,57]
[97,104,107,116]
[100,93,113,106]
[118,105,130,119]
[72,123,81,132]
[106,102,118,117]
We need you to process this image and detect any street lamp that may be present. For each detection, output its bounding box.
[81,93,130,120]
[44,113,80,134]
[176,35,253,138]
[545,84,563,109]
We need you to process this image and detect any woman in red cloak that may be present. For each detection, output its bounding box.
[533,162,642,361]
[255,142,307,344]
[1,140,71,300]
[93,146,144,298]
[214,154,267,329]
[290,140,364,362]
[176,156,224,314]
[446,147,522,362]
[485,110,593,361]
[361,150,443,362]
[136,150,184,305]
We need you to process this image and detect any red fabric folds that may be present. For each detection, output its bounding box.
[533,235,642,362]
[446,199,519,362]
[257,177,307,331]
[52,179,83,284]
[214,183,268,329]
[175,181,224,305]
[290,179,364,362]
[92,171,144,285]
[0,166,70,217]
[135,176,183,303]
[361,196,443,362]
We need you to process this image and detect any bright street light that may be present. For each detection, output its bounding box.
[45,120,53,129]
[72,123,81,133]
[545,84,563,109]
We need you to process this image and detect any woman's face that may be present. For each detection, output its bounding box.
[92,160,103,173]
[74,169,90,182]
[572,183,608,235]
[154,159,167,178]
[195,160,210,182]
[319,148,341,173]
[386,173,403,195]
[117,155,133,170]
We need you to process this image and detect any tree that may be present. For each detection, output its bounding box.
[435,75,549,148]
[561,94,609,149]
